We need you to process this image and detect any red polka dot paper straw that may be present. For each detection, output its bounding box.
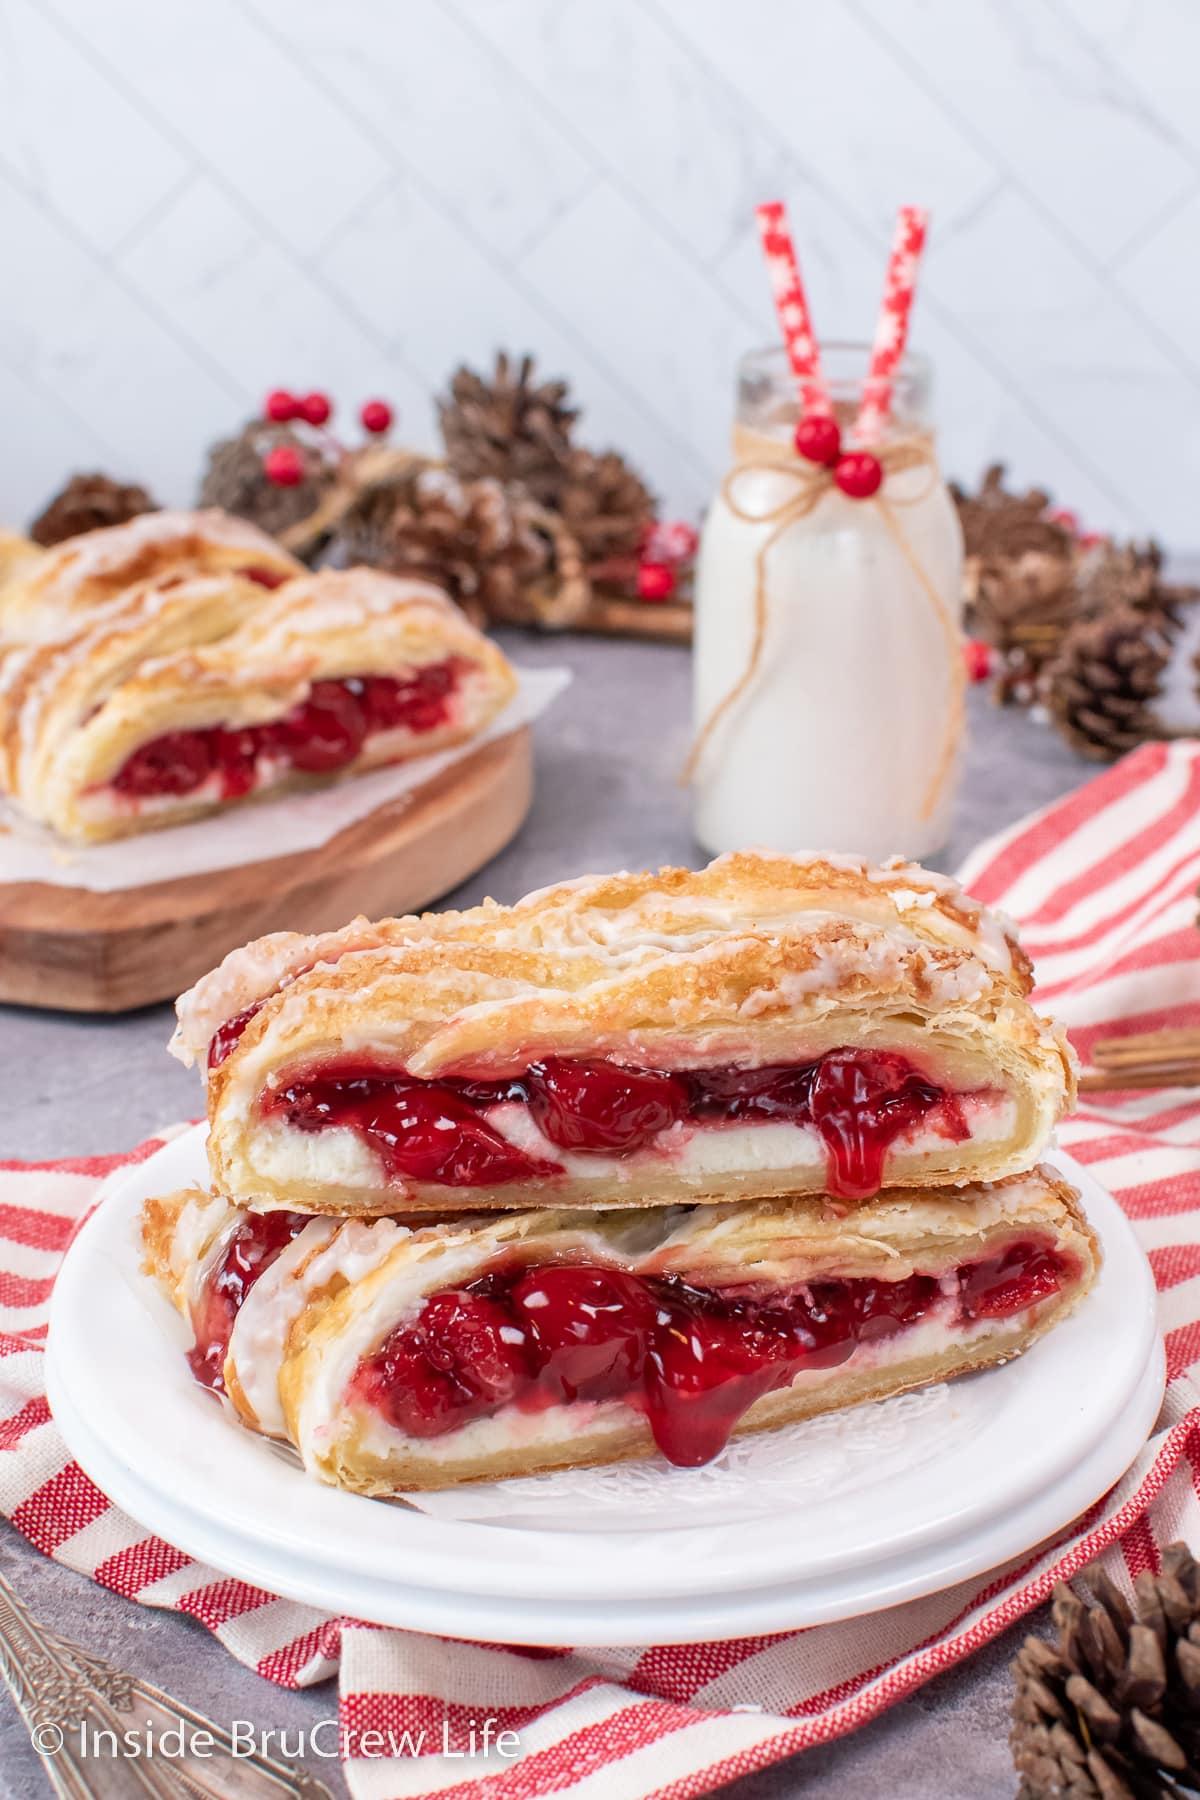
[755,201,832,417]
[856,205,929,444]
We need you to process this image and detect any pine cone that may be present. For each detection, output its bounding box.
[953,463,1071,564]
[439,351,577,507]
[30,472,158,547]
[558,446,656,563]
[1043,606,1174,760]
[1011,1545,1200,1798]
[1075,540,1165,620]
[969,545,1077,638]
[198,420,337,543]
[330,459,585,628]
[954,466,1075,696]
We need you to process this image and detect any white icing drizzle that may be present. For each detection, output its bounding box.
[228,1216,408,1434]
[173,852,1026,1065]
[23,509,288,603]
[180,1201,244,1317]
[237,569,459,659]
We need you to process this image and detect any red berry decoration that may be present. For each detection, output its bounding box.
[963,638,993,683]
[794,414,842,467]
[1046,506,1080,536]
[636,562,676,602]
[299,390,332,427]
[834,451,883,500]
[360,398,394,436]
[643,519,699,564]
[264,388,298,423]
[263,445,306,488]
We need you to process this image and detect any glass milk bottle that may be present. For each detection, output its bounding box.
[691,344,964,862]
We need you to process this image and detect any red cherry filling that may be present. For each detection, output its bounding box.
[359,662,464,734]
[960,1243,1067,1319]
[211,726,259,799]
[237,564,290,589]
[274,1071,563,1187]
[187,1209,308,1392]
[639,1297,824,1467]
[348,1241,1070,1467]
[272,680,367,774]
[510,1266,657,1403]
[686,1063,817,1121]
[525,1058,690,1154]
[807,1051,965,1203]
[208,999,266,1069]
[106,658,466,803]
[113,730,214,798]
[352,1289,530,1437]
[265,1049,971,1199]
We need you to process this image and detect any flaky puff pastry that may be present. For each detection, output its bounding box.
[173,848,1033,1060]
[187,852,1075,1216]
[142,1167,1099,1492]
[0,520,516,840]
[0,531,43,612]
[0,509,300,644]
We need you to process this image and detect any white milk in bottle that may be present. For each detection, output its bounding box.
[691,344,964,861]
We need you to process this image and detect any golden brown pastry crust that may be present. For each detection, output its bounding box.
[0,515,516,842]
[0,530,43,609]
[141,1167,1099,1492]
[174,848,1036,1062]
[187,853,1074,1214]
[1,509,299,639]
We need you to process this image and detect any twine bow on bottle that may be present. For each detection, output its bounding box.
[682,428,966,823]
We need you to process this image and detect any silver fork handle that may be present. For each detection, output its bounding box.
[0,1559,335,1798]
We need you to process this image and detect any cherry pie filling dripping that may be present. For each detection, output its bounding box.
[346,1243,1072,1466]
[182,1209,1073,1467]
[256,1048,976,1202]
[106,655,470,803]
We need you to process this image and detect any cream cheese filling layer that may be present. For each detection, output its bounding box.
[244,1091,1019,1197]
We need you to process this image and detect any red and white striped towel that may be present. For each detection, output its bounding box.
[5,739,1200,1800]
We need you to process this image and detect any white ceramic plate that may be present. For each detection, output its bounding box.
[45,1129,1164,1644]
[47,1327,1164,1647]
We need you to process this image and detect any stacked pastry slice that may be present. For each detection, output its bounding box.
[143,852,1099,1489]
[0,509,516,841]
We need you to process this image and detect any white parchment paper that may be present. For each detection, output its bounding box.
[0,666,569,893]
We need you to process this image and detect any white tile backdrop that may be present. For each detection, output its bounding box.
[2,0,1199,543]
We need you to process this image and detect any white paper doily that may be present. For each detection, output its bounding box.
[400,1384,956,1531]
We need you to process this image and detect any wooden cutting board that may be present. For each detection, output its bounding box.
[0,727,532,1014]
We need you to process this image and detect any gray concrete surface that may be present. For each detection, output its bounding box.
[1,630,1102,1798]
